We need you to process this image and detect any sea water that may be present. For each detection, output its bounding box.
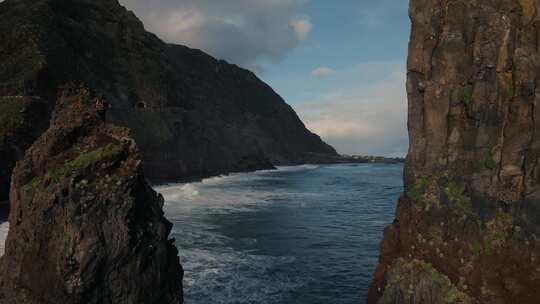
[0,164,402,302]
[159,163,403,303]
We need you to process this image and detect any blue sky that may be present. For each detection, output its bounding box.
[121,0,411,157]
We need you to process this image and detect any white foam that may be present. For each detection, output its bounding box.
[0,164,320,301]
[157,167,306,216]
[180,245,301,303]
[158,165,324,303]
[275,164,319,171]
[0,221,9,256]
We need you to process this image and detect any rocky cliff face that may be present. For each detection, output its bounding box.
[0,0,337,202]
[370,0,540,303]
[0,86,183,303]
[0,97,49,203]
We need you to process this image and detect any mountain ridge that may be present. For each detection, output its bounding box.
[0,0,338,202]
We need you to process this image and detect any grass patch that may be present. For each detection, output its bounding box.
[381,258,471,304]
[407,175,442,211]
[480,152,497,170]
[51,144,123,182]
[462,86,473,106]
[445,182,472,212]
[25,144,123,189]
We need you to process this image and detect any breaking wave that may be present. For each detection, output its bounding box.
[0,221,9,256]
[157,164,402,303]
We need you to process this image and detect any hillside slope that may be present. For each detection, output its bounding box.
[0,0,337,201]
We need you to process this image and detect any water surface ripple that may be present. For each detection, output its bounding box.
[158,163,403,304]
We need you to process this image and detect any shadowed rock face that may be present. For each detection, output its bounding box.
[0,0,337,202]
[0,86,183,303]
[0,97,49,203]
[370,0,540,303]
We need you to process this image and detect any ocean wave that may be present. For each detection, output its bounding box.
[275,164,319,171]
[179,242,301,304]
[159,164,320,190]
[157,168,316,216]
[0,221,9,256]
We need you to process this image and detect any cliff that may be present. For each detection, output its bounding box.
[0,0,337,202]
[0,86,183,303]
[369,0,540,303]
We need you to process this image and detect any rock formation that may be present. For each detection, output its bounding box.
[0,86,183,303]
[0,97,49,204]
[369,0,540,303]
[0,0,338,203]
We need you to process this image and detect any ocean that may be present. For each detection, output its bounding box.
[0,163,402,303]
[159,163,403,303]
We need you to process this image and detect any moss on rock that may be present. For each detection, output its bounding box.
[25,143,123,190]
[379,258,471,304]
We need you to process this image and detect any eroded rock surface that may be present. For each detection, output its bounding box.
[370,0,540,303]
[0,86,183,303]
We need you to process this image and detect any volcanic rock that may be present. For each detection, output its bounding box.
[369,0,540,303]
[0,86,183,303]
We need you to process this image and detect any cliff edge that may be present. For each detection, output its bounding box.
[369,0,540,303]
[0,86,183,303]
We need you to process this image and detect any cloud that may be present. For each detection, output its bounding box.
[296,63,408,157]
[291,18,313,41]
[311,67,336,79]
[119,0,312,70]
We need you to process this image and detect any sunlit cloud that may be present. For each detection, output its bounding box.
[119,0,313,70]
[291,18,313,41]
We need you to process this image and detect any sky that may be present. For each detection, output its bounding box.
[119,0,411,157]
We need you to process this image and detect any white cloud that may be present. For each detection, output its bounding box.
[296,63,408,157]
[311,67,336,79]
[291,18,313,41]
[119,0,313,70]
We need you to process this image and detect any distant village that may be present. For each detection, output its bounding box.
[340,154,405,164]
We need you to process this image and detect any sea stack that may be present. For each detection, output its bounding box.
[369,0,540,303]
[0,86,183,303]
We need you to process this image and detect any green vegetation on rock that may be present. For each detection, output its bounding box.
[408,175,441,211]
[26,143,123,190]
[479,152,497,170]
[444,182,472,213]
[450,86,474,107]
[379,258,471,304]
[462,86,473,106]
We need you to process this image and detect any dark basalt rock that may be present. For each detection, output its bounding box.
[0,96,50,205]
[0,0,337,203]
[369,0,540,303]
[0,86,183,303]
